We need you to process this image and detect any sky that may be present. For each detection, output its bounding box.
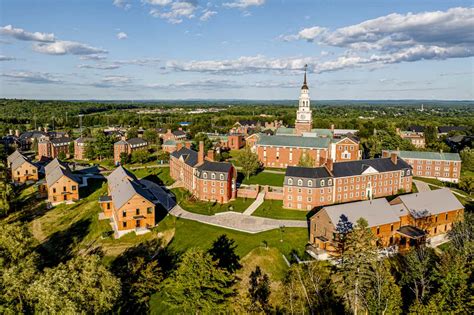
[0,0,473,100]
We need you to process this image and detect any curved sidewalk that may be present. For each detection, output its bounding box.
[169,205,308,234]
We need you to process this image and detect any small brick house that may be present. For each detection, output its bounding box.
[74,137,95,160]
[7,150,38,184]
[113,137,148,164]
[43,158,80,205]
[37,137,72,160]
[309,188,464,255]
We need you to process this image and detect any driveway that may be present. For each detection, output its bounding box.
[169,205,307,234]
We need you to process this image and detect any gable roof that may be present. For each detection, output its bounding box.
[107,166,155,209]
[395,188,464,219]
[257,134,330,149]
[331,157,410,177]
[197,160,232,173]
[285,166,331,179]
[126,137,148,145]
[386,150,461,161]
[7,150,23,166]
[406,125,425,133]
[49,137,72,145]
[11,154,36,172]
[321,198,403,228]
[170,147,199,167]
[45,158,79,186]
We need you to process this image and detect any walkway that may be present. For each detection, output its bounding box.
[413,179,430,192]
[243,191,265,215]
[169,205,307,234]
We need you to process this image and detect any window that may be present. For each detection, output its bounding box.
[136,209,140,215]
[320,196,324,202]
[122,211,127,217]
[203,187,207,192]
[298,179,303,186]
[220,174,224,180]
[123,222,127,228]
[328,179,332,186]
[203,173,207,179]
[147,207,152,214]
[220,189,224,195]
[288,196,292,200]
[211,173,216,179]
[391,224,394,231]
[107,203,110,210]
[288,178,293,185]
[53,188,56,193]
[307,197,312,202]
[434,227,437,234]
[63,186,66,192]
[445,213,448,220]
[72,185,76,191]
[376,227,380,235]
[320,179,325,186]
[308,180,313,187]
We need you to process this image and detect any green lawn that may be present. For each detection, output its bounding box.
[131,167,174,186]
[240,171,285,186]
[171,188,254,215]
[252,200,308,221]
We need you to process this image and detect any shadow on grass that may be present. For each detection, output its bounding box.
[79,178,106,198]
[143,174,165,186]
[37,218,92,268]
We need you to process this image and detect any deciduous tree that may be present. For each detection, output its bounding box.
[236,147,260,179]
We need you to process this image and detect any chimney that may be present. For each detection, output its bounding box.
[395,127,400,134]
[121,136,126,141]
[319,156,326,166]
[44,126,49,133]
[9,129,13,136]
[198,141,205,164]
[176,142,183,151]
[184,141,192,149]
[178,127,183,131]
[15,129,20,137]
[326,158,334,172]
[38,127,42,131]
[167,129,171,134]
[390,152,398,165]
[330,124,335,131]
[440,149,443,153]
[207,150,215,161]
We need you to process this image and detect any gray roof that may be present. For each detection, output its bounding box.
[75,137,95,144]
[10,154,36,172]
[322,198,404,228]
[163,140,176,146]
[107,166,155,209]
[257,134,330,149]
[172,130,186,136]
[7,150,23,166]
[332,157,411,177]
[45,158,79,186]
[396,188,464,219]
[170,147,199,167]
[385,150,461,162]
[127,137,148,145]
[19,131,48,140]
[49,137,72,145]
[197,160,232,173]
[286,166,331,179]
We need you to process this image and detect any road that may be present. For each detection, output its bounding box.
[169,205,307,234]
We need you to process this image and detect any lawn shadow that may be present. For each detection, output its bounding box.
[37,217,92,268]
[79,178,106,199]
[143,174,165,186]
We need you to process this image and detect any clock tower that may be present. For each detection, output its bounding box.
[295,65,312,136]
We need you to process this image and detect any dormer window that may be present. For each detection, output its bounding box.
[288,178,293,185]
[320,179,325,187]
[203,173,207,179]
[211,173,216,179]
[220,174,224,180]
[328,179,332,186]
[308,180,313,187]
[298,179,303,186]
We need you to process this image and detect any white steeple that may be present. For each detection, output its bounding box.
[296,64,312,125]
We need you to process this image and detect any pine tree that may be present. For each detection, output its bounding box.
[208,234,242,273]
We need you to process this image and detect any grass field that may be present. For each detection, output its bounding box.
[171,188,254,215]
[240,171,285,186]
[252,200,308,221]
[131,166,174,186]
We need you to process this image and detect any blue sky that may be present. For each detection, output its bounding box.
[0,0,473,100]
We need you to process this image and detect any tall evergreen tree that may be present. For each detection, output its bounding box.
[208,234,242,274]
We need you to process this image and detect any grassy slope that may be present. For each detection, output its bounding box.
[131,166,174,186]
[240,171,285,186]
[252,199,308,221]
[171,188,254,215]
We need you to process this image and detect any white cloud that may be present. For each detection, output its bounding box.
[0,25,55,42]
[166,55,316,74]
[145,0,172,5]
[149,1,197,24]
[80,54,108,61]
[200,9,217,21]
[1,71,61,84]
[0,55,15,61]
[116,32,128,40]
[32,40,108,55]
[223,0,265,9]
[113,0,131,10]
[280,26,327,42]
[147,78,242,89]
[78,64,121,70]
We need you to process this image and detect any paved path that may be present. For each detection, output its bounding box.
[413,179,431,192]
[243,191,265,215]
[169,205,307,234]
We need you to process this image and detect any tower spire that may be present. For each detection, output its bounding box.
[301,64,309,90]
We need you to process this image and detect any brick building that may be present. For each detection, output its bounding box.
[7,150,38,184]
[396,128,425,148]
[382,150,461,183]
[161,129,187,142]
[170,141,237,203]
[309,188,464,256]
[37,137,72,160]
[113,137,148,164]
[42,159,80,205]
[74,137,94,160]
[162,139,193,153]
[99,166,168,237]
[283,154,413,210]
